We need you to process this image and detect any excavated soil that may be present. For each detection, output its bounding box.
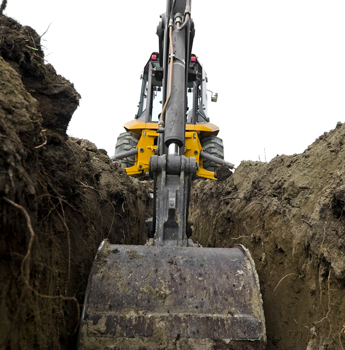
[0,15,151,350]
[1,13,345,350]
[190,124,345,350]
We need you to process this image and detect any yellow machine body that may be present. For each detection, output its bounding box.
[124,120,220,180]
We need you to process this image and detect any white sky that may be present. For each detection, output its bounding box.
[5,1,345,167]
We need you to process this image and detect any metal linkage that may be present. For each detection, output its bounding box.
[149,154,197,247]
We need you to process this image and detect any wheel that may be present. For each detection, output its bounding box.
[200,136,224,172]
[114,132,140,168]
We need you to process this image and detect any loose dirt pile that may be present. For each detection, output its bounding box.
[1,13,345,350]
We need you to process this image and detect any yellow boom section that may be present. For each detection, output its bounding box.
[124,120,220,135]
[124,120,220,179]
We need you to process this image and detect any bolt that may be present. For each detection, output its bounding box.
[194,150,198,155]
[139,165,143,170]
[140,148,144,153]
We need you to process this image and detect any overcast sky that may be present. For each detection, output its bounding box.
[5,1,345,166]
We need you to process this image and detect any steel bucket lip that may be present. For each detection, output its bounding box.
[237,244,267,343]
[78,240,267,349]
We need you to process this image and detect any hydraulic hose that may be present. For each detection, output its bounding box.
[170,0,176,20]
[160,24,174,122]
[177,0,191,30]
[160,0,191,121]
[177,13,189,30]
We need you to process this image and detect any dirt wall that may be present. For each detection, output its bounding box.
[0,16,150,349]
[190,122,345,349]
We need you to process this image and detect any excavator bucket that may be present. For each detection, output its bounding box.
[78,241,266,349]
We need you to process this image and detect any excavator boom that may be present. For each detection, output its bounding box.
[78,1,266,348]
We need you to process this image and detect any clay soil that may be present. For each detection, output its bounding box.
[1,13,345,350]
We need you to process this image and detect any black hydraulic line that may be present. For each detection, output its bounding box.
[177,0,191,30]
[200,151,235,169]
[164,20,187,148]
[170,0,176,19]
[161,7,169,126]
[160,24,174,123]
[177,13,189,30]
[112,148,138,161]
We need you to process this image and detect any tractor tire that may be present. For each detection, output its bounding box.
[201,136,224,172]
[115,132,140,168]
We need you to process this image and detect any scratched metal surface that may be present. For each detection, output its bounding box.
[78,242,266,349]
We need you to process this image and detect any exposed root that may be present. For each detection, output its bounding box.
[24,284,80,335]
[273,273,298,293]
[57,199,71,294]
[77,181,116,237]
[2,196,80,339]
[40,22,52,39]
[302,219,312,228]
[339,324,345,350]
[34,129,47,149]
[230,235,250,240]
[79,181,96,190]
[314,269,332,326]
[318,227,327,261]
[2,197,35,283]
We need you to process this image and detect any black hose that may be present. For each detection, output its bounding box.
[170,0,176,20]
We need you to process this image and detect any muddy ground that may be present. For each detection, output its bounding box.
[1,13,345,350]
